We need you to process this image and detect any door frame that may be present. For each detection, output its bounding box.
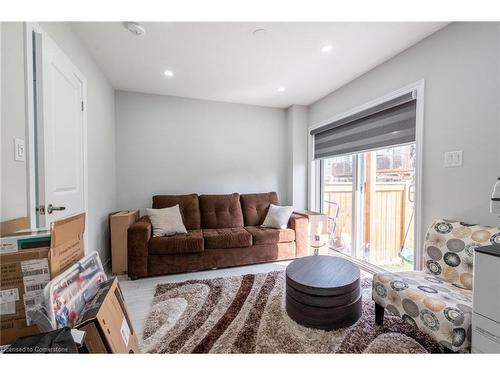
[24,22,89,245]
[308,80,425,270]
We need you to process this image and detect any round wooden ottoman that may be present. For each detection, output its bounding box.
[285,255,362,330]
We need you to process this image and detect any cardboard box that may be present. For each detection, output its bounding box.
[109,210,139,275]
[0,248,50,345]
[0,213,86,344]
[48,213,86,277]
[1,230,51,254]
[0,217,30,236]
[75,278,139,353]
[1,213,85,276]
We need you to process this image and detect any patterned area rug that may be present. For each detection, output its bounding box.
[141,271,445,353]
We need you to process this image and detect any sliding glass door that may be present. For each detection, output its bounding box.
[321,143,416,271]
[322,155,354,257]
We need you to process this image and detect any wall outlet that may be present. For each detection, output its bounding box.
[444,150,463,167]
[14,138,25,162]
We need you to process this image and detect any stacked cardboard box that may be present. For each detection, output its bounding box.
[0,248,50,344]
[0,213,85,345]
[1,213,139,353]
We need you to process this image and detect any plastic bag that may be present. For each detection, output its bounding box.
[28,251,107,331]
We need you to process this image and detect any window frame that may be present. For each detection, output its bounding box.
[308,81,425,271]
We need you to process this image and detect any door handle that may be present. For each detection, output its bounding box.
[47,204,66,214]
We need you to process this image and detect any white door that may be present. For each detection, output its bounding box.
[34,30,86,228]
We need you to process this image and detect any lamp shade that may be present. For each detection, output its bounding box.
[305,211,329,237]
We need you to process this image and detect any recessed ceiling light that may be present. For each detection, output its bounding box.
[164,70,174,77]
[321,44,333,53]
[277,87,285,93]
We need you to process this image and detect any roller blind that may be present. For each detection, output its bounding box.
[311,92,417,160]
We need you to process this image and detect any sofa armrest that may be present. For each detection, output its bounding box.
[128,215,152,279]
[289,213,309,258]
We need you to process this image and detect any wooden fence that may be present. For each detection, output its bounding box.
[323,182,414,265]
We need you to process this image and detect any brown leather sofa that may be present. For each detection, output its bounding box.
[127,192,309,279]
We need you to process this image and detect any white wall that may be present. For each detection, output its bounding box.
[39,22,117,264]
[308,22,500,234]
[287,105,308,210]
[115,91,288,212]
[1,22,28,221]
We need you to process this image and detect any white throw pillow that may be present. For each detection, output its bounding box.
[146,205,187,237]
[261,204,294,229]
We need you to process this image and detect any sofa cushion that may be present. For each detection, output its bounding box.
[261,204,294,229]
[146,205,187,237]
[244,226,295,245]
[240,192,279,226]
[203,228,252,249]
[372,270,472,352]
[199,193,244,229]
[149,229,204,255]
[152,194,200,230]
[423,219,500,290]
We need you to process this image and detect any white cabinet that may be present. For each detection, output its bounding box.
[472,245,500,353]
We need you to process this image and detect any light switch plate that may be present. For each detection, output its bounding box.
[444,150,463,167]
[14,138,25,162]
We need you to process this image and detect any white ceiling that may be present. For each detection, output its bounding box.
[72,22,447,108]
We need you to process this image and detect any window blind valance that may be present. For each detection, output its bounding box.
[311,92,417,160]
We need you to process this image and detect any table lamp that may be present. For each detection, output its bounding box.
[309,213,329,255]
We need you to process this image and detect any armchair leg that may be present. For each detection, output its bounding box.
[375,302,385,325]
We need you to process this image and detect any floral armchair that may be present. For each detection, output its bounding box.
[372,219,500,352]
